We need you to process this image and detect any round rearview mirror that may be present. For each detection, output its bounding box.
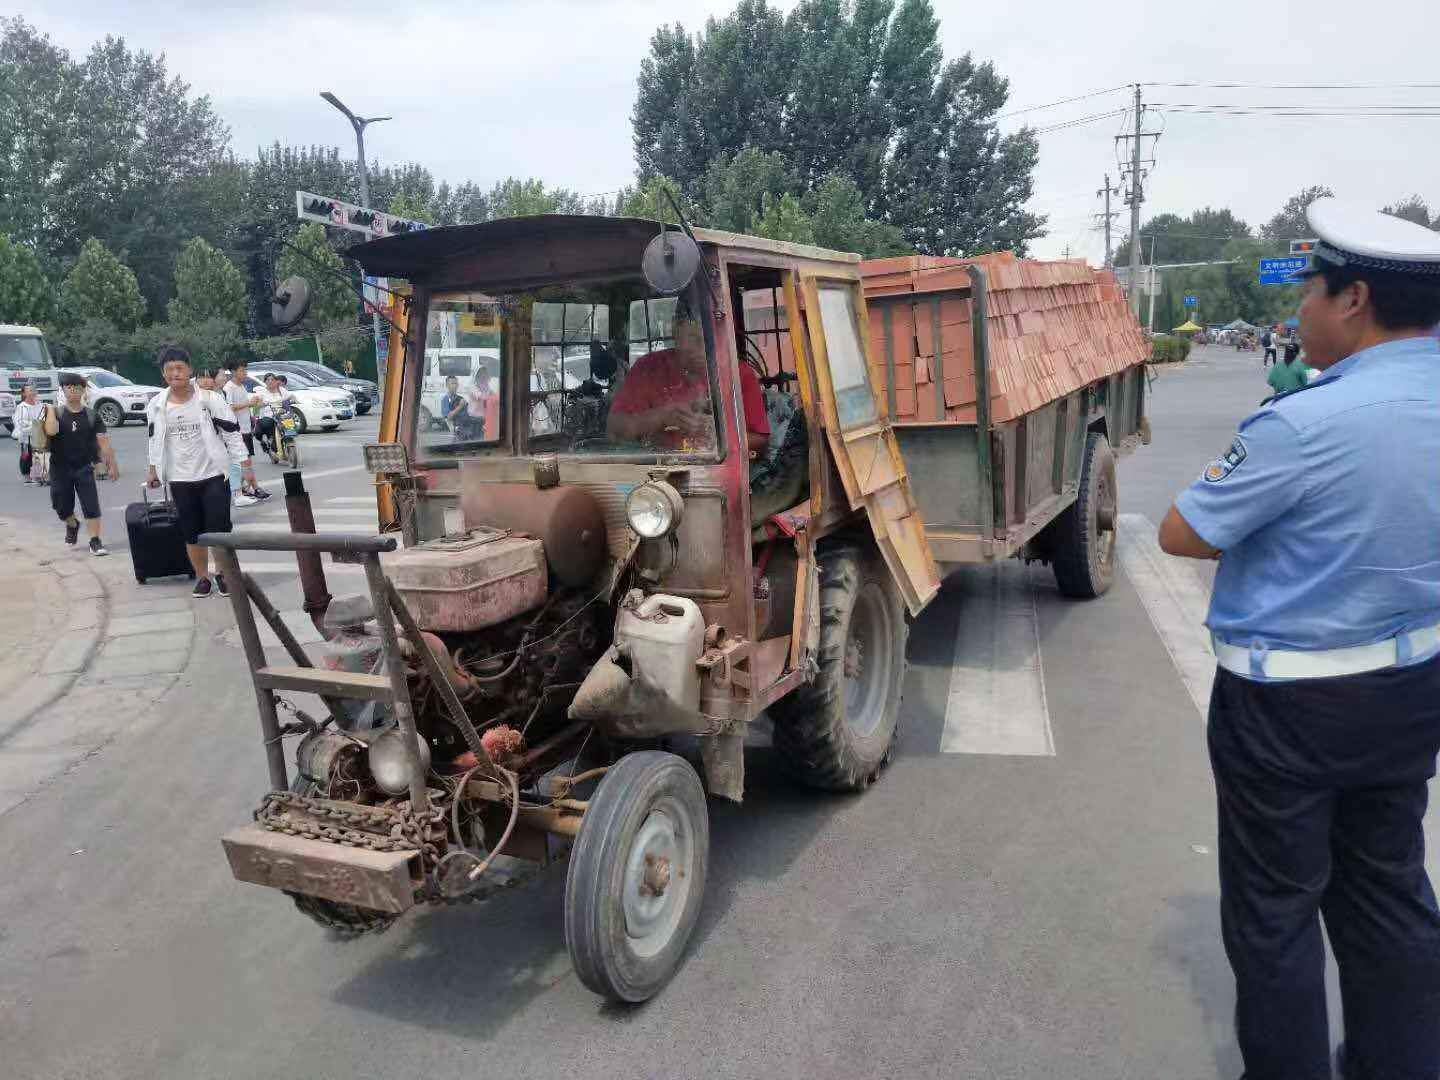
[271,276,314,330]
[642,229,701,296]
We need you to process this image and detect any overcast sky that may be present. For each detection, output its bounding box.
[23,0,1440,263]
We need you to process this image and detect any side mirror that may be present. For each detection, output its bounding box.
[642,228,701,296]
[271,276,313,330]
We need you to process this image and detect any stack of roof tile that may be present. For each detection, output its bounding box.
[860,251,1148,425]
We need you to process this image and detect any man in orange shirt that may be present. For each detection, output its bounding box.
[607,311,769,455]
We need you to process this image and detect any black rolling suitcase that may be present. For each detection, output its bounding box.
[125,484,194,584]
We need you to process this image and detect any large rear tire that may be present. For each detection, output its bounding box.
[769,544,907,792]
[564,751,709,1002]
[1050,432,1117,599]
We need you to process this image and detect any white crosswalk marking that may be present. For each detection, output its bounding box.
[941,561,1055,756]
[1115,513,1215,720]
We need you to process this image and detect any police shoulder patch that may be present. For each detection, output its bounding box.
[1202,436,1247,483]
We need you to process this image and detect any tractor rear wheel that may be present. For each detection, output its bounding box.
[769,544,907,791]
[1050,432,1117,599]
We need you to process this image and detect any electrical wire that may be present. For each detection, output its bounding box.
[1144,81,1440,90]
[995,84,1132,120]
[1030,109,1130,135]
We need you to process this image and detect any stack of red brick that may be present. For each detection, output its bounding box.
[860,251,1148,424]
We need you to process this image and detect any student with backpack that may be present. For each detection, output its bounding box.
[43,372,118,556]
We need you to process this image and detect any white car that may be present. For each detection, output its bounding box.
[63,367,164,428]
[243,367,355,433]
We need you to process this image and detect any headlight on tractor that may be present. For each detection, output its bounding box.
[625,480,684,539]
[367,727,432,795]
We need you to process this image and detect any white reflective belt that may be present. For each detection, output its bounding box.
[1212,623,1440,680]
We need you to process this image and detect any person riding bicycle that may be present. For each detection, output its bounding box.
[253,373,296,457]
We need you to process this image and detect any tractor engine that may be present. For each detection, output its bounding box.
[300,485,614,800]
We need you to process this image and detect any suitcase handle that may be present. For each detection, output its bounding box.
[140,481,172,505]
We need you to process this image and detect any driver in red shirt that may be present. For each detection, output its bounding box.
[608,311,769,454]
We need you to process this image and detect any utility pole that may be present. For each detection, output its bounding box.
[321,92,392,385]
[1125,85,1144,315]
[1094,174,1119,268]
[1115,85,1159,317]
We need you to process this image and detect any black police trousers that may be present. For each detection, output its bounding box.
[1208,655,1440,1080]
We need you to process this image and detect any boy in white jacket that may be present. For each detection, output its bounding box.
[145,346,250,598]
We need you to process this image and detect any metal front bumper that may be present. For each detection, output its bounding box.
[221,824,421,913]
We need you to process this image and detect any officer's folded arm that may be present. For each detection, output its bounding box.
[1158,504,1220,559]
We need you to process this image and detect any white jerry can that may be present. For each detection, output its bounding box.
[613,593,706,713]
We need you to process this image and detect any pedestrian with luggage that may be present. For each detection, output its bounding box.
[13,384,44,484]
[44,372,117,556]
[145,346,249,598]
[1158,200,1440,1079]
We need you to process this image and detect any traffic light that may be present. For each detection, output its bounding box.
[303,197,336,217]
[1289,239,1317,256]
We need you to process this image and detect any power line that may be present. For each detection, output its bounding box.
[996,84,1131,120]
[1143,81,1440,90]
[1031,108,1128,134]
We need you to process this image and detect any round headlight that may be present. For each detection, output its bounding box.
[367,727,432,795]
[625,480,684,539]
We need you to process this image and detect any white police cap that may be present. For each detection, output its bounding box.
[1306,197,1440,276]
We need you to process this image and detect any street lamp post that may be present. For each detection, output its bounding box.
[320,91,392,387]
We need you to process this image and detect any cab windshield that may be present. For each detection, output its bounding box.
[415,277,718,460]
[0,334,54,370]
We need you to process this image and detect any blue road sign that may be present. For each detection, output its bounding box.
[1183,294,1198,307]
[1258,257,1308,285]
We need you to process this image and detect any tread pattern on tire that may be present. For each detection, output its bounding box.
[769,544,907,792]
[1051,432,1115,599]
[564,751,708,1002]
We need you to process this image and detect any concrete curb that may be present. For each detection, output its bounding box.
[0,522,108,742]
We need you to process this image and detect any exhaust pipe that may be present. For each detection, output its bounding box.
[283,470,333,637]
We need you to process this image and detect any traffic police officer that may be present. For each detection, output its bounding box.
[1160,199,1440,1080]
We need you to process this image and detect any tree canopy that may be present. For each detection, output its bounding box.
[0,236,54,326]
[632,0,1043,256]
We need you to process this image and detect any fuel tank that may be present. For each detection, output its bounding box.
[383,527,547,633]
[461,483,607,588]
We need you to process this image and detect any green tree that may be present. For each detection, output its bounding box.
[58,238,146,330]
[615,175,687,220]
[133,316,243,371]
[168,237,246,325]
[806,174,908,255]
[0,20,231,314]
[1263,185,1333,241]
[0,235,55,325]
[1382,195,1435,229]
[633,0,1042,256]
[1115,207,1252,267]
[753,192,816,244]
[698,147,795,233]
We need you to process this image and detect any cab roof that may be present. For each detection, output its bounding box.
[0,324,43,336]
[347,214,860,281]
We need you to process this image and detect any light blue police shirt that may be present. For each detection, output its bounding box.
[1176,336,1440,668]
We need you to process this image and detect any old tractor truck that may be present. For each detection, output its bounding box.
[211,215,1144,1003]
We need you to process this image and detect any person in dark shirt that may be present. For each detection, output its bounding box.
[44,371,117,556]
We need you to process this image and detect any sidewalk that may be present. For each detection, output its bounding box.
[0,516,201,816]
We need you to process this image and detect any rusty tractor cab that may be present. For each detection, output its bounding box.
[212,215,938,1003]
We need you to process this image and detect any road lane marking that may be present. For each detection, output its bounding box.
[1115,513,1215,720]
[941,561,1054,756]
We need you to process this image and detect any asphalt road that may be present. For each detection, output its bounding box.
[0,347,1387,1078]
